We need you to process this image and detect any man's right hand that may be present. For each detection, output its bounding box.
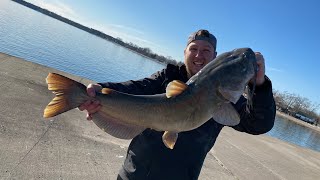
[78,84,102,120]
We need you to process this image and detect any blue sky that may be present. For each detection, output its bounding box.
[26,0,320,113]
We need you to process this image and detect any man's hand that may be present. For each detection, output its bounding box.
[250,52,266,86]
[78,84,102,120]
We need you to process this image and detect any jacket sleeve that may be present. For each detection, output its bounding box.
[97,64,177,95]
[231,76,276,135]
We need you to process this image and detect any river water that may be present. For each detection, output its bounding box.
[0,0,164,83]
[1,0,319,152]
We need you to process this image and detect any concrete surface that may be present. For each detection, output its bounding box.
[0,52,319,180]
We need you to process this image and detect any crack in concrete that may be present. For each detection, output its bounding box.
[5,119,55,179]
[209,152,239,180]
[57,121,63,180]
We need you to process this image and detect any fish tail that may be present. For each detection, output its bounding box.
[43,73,88,118]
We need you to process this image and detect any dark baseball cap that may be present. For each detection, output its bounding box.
[187,29,217,49]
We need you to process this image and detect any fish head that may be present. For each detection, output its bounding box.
[209,48,257,103]
[185,48,257,126]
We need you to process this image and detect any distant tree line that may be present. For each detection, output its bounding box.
[273,89,319,126]
[114,38,181,65]
[12,0,180,65]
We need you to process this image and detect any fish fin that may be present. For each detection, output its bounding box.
[244,85,254,113]
[162,131,178,149]
[43,73,87,118]
[218,87,242,104]
[166,80,188,98]
[44,95,69,118]
[212,103,240,126]
[101,88,114,94]
[92,112,145,139]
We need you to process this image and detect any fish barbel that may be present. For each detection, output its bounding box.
[43,48,257,149]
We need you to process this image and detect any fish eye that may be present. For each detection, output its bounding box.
[228,54,238,61]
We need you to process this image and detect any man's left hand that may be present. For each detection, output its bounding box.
[250,52,265,86]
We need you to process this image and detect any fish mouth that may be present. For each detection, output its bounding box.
[215,48,257,102]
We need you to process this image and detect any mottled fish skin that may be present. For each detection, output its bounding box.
[43,48,257,148]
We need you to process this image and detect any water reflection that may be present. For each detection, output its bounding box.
[267,116,320,152]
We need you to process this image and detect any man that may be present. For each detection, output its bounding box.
[78,29,276,180]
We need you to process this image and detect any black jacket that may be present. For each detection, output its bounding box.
[99,64,276,180]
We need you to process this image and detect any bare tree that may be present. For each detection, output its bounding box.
[273,89,320,126]
[273,89,286,110]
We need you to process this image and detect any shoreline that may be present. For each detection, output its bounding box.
[276,111,320,133]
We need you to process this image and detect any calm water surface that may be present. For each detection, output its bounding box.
[267,116,320,152]
[0,0,165,83]
[0,0,319,152]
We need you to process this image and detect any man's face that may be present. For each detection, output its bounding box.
[184,40,217,77]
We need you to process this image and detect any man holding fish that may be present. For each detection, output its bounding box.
[78,29,276,180]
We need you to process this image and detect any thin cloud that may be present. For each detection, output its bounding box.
[98,24,178,59]
[26,0,79,21]
[109,24,145,35]
[110,29,174,58]
[90,23,164,51]
[268,67,284,72]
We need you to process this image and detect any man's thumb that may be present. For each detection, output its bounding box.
[87,84,97,97]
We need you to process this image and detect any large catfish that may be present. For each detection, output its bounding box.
[43,48,257,149]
